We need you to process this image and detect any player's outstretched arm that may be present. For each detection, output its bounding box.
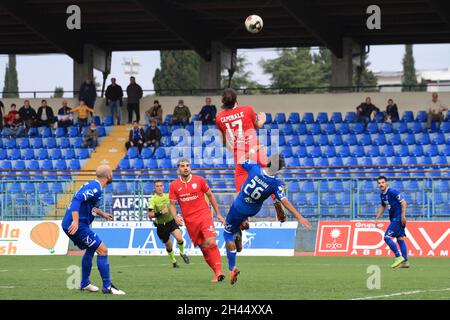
[280,198,312,229]
[375,206,385,222]
[205,190,225,225]
[169,200,183,226]
[92,207,113,221]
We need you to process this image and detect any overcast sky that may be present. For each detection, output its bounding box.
[0,44,449,98]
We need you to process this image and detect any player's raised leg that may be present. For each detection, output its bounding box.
[97,242,126,295]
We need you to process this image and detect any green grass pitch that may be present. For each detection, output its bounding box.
[0,256,449,300]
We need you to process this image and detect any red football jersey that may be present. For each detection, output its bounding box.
[169,174,212,224]
[216,105,260,163]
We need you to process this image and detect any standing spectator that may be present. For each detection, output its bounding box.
[126,76,143,124]
[0,100,4,130]
[125,121,145,154]
[83,121,99,148]
[384,99,400,123]
[144,119,162,156]
[105,78,124,125]
[19,100,38,129]
[171,99,191,127]
[6,104,18,125]
[78,76,97,114]
[427,92,447,131]
[3,113,25,138]
[198,97,217,125]
[145,100,163,125]
[70,100,95,132]
[57,100,73,131]
[37,100,55,128]
[356,97,379,129]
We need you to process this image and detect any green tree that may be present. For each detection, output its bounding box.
[353,54,377,90]
[53,86,64,98]
[2,54,19,98]
[153,50,200,96]
[260,48,326,93]
[221,54,262,94]
[402,44,418,91]
[312,47,332,91]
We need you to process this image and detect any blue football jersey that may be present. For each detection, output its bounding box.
[380,187,405,222]
[62,180,103,228]
[233,161,286,215]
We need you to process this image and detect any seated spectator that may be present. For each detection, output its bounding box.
[19,100,38,129]
[171,99,191,127]
[6,104,18,126]
[3,113,25,138]
[57,100,73,131]
[83,121,99,148]
[37,99,55,128]
[145,100,163,125]
[125,121,145,154]
[427,92,447,131]
[198,97,217,125]
[0,100,4,131]
[356,97,379,128]
[384,99,399,123]
[144,119,162,156]
[70,100,95,131]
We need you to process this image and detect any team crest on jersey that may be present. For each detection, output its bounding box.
[192,183,197,189]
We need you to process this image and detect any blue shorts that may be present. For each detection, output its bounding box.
[63,225,102,251]
[223,205,250,243]
[385,221,406,238]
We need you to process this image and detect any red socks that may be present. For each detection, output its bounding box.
[201,244,222,274]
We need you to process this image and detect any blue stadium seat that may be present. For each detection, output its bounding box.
[36,149,49,160]
[309,123,321,135]
[441,144,450,156]
[5,139,16,149]
[57,137,70,149]
[416,111,427,122]
[154,148,166,159]
[401,111,414,122]
[330,134,343,146]
[139,148,153,159]
[265,113,272,124]
[323,123,336,134]
[17,138,30,149]
[380,145,394,157]
[280,146,293,158]
[64,149,76,160]
[387,133,401,145]
[401,133,416,145]
[287,112,300,124]
[408,122,423,134]
[373,157,387,167]
[114,182,128,194]
[24,182,36,194]
[344,157,358,166]
[307,193,319,206]
[366,122,378,134]
[133,158,144,169]
[126,147,139,159]
[118,159,130,169]
[286,157,300,167]
[39,127,52,138]
[371,133,386,146]
[374,112,385,123]
[317,112,328,124]
[405,156,418,166]
[50,149,62,160]
[323,146,336,158]
[337,145,351,157]
[160,159,173,168]
[295,146,307,158]
[104,115,114,126]
[72,137,83,148]
[357,133,372,146]
[336,123,350,134]
[302,158,315,167]
[0,149,6,160]
[287,135,300,147]
[55,159,67,170]
[77,149,90,159]
[309,146,322,158]
[317,157,329,167]
[27,160,39,170]
[22,148,35,160]
[416,133,430,145]
[431,132,445,145]
[367,145,380,157]
[330,157,344,167]
[68,126,79,137]
[293,123,307,135]
[394,122,408,134]
[380,123,393,134]
[97,126,106,137]
[351,123,364,134]
[395,145,409,157]
[55,127,66,138]
[274,113,286,124]
[316,134,329,146]
[287,181,300,193]
[359,157,373,166]
[69,159,81,170]
[441,122,450,133]
[27,127,38,137]
[411,145,424,157]
[424,144,439,157]
[331,112,343,123]
[343,134,357,146]
[291,193,306,206]
[30,138,43,149]
[344,112,356,123]
[302,112,314,124]
[389,157,403,166]
[13,160,26,170]
[37,182,50,194]
[435,155,448,166]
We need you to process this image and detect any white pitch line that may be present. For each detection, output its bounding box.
[349,288,450,300]
[0,286,14,289]
[0,270,8,272]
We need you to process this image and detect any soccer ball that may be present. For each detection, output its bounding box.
[245,15,263,33]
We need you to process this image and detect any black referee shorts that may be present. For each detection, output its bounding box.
[156,219,179,243]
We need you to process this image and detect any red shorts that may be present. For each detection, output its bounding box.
[184,213,216,247]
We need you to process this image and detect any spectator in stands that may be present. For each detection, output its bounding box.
[70,100,95,132]
[57,100,73,131]
[171,99,191,127]
[6,104,18,126]
[105,77,124,125]
[37,99,55,128]
[19,100,38,129]
[198,97,217,125]
[145,100,163,125]
[384,98,399,123]
[144,119,162,156]
[427,92,447,131]
[83,121,99,149]
[3,113,25,138]
[0,100,4,130]
[356,96,379,128]
[78,76,97,114]
[126,121,145,154]
[126,76,143,124]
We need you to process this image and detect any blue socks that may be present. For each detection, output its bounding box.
[97,255,112,288]
[81,249,95,288]
[397,239,408,261]
[384,236,400,257]
[226,250,237,271]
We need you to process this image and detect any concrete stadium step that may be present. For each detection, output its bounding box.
[48,125,130,217]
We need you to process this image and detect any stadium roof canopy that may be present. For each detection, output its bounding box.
[0,0,449,61]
